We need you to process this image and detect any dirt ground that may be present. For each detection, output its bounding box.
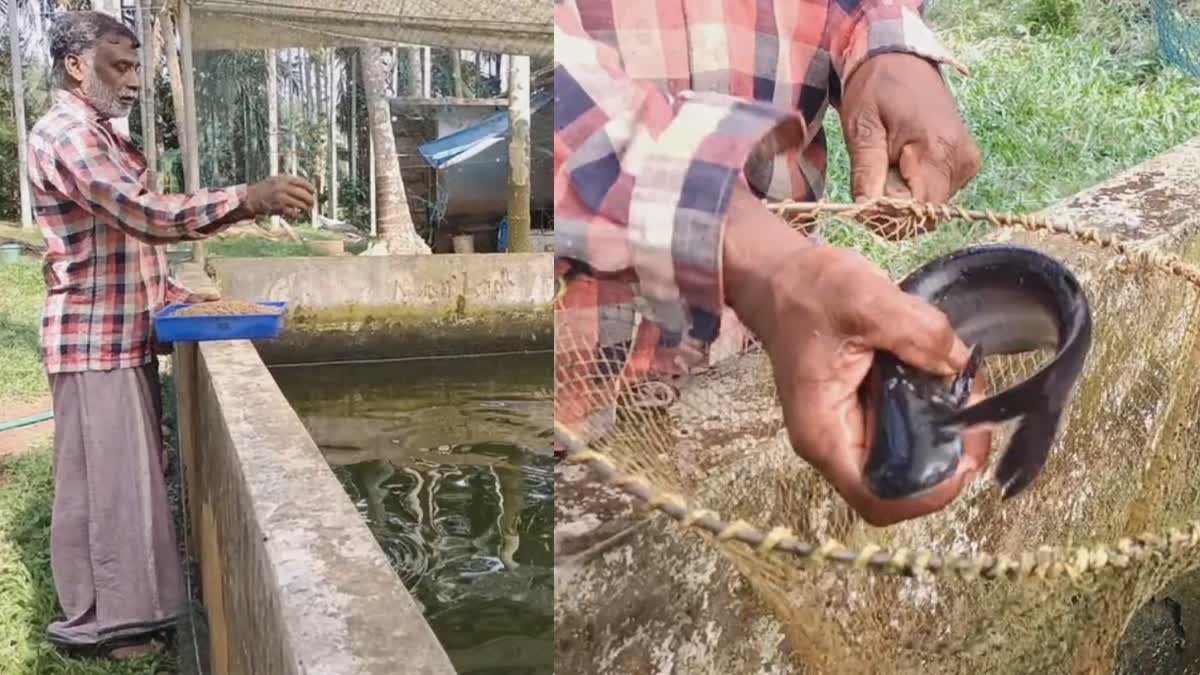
[0,397,54,459]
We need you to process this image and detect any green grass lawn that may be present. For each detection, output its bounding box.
[204,237,318,257]
[0,260,47,404]
[197,225,363,258]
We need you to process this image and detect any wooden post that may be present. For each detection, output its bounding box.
[350,52,357,184]
[392,46,400,95]
[163,11,188,187]
[368,127,377,237]
[288,49,298,176]
[422,46,432,98]
[267,49,281,230]
[328,50,338,220]
[267,50,279,176]
[506,55,531,253]
[8,4,32,230]
[135,0,157,191]
[178,0,204,264]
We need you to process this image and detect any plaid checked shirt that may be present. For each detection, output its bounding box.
[27,90,246,374]
[553,0,965,438]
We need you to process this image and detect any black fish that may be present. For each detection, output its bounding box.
[863,244,1093,501]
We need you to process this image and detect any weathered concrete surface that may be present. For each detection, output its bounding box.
[173,262,455,675]
[555,137,1200,674]
[208,253,554,363]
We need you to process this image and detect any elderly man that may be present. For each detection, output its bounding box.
[554,0,991,527]
[26,11,315,659]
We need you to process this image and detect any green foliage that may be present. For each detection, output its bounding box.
[337,176,371,230]
[158,149,185,195]
[0,46,55,220]
[0,116,20,220]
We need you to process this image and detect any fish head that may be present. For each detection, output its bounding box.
[864,355,969,500]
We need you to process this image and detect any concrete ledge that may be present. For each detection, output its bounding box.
[174,335,456,674]
[208,253,554,363]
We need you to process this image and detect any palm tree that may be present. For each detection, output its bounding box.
[6,0,32,228]
[360,45,429,255]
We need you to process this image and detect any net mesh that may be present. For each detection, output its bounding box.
[187,0,551,57]
[554,198,1200,673]
[1155,0,1200,77]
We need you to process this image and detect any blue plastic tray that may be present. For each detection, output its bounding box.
[154,301,288,343]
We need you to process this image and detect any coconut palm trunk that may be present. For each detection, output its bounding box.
[360,46,430,255]
[8,0,32,229]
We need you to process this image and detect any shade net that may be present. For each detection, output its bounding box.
[1156,0,1200,78]
[187,0,550,57]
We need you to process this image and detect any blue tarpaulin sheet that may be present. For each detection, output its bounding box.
[417,88,554,169]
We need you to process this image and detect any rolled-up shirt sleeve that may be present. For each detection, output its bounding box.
[164,276,194,304]
[828,0,969,93]
[554,0,808,334]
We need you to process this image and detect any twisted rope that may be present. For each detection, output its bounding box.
[557,420,1200,582]
[770,198,1200,287]
[556,197,1200,584]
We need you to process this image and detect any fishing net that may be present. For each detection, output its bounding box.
[554,197,1200,674]
[1154,0,1200,77]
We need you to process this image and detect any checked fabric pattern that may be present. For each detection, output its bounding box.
[553,0,966,437]
[26,89,247,374]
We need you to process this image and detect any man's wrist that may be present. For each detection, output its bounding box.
[721,183,817,339]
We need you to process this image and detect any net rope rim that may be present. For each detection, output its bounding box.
[554,196,1200,584]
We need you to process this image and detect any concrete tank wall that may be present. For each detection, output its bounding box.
[171,265,457,675]
[207,252,554,364]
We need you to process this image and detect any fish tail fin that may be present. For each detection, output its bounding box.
[995,408,1063,500]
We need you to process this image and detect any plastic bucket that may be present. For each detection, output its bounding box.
[452,234,475,254]
[0,243,24,264]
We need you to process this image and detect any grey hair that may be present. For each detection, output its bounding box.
[49,11,140,87]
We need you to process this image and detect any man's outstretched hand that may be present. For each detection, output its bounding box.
[723,185,993,526]
[842,53,982,204]
[245,176,317,221]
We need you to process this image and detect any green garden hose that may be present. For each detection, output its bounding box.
[0,411,53,433]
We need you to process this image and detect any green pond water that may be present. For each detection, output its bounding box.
[270,352,554,675]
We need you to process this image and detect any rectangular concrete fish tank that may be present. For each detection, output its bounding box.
[171,252,553,675]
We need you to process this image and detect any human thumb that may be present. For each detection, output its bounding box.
[847,108,890,202]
